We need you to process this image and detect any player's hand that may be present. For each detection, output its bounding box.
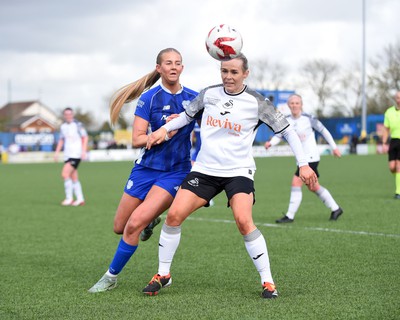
[166,115,179,139]
[382,144,389,154]
[166,114,179,122]
[332,148,341,158]
[299,165,318,187]
[146,127,167,150]
[264,141,272,149]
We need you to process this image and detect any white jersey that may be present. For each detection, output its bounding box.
[166,84,290,179]
[59,120,87,160]
[270,113,337,163]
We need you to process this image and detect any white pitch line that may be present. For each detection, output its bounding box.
[187,216,400,238]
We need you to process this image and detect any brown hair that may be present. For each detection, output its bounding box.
[236,53,249,72]
[223,53,249,72]
[109,48,182,124]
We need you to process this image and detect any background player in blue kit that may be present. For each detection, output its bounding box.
[88,48,198,293]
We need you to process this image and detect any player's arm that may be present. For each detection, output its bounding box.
[382,125,390,145]
[382,125,390,153]
[81,135,88,160]
[281,127,318,187]
[312,117,341,157]
[54,137,64,162]
[265,135,282,149]
[146,111,193,149]
[132,116,151,148]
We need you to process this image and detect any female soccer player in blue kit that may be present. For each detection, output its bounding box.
[88,48,198,293]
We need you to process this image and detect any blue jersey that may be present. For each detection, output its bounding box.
[191,121,202,161]
[135,84,198,171]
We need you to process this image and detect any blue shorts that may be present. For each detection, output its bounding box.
[124,164,190,200]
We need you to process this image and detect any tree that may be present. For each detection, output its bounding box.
[99,121,113,132]
[300,59,339,117]
[247,59,288,90]
[367,39,400,114]
[334,62,363,117]
[71,107,95,129]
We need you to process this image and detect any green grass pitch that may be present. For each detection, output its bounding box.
[0,154,399,319]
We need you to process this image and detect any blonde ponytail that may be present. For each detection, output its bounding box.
[110,70,160,125]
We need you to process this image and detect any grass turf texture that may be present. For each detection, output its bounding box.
[0,155,399,319]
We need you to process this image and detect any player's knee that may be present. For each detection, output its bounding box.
[123,220,142,237]
[235,218,253,235]
[165,210,184,226]
[113,217,129,234]
[113,219,125,234]
[113,224,124,235]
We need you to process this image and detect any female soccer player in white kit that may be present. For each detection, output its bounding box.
[143,54,318,299]
[265,94,343,223]
[54,107,88,206]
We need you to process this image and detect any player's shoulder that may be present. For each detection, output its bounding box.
[385,105,396,114]
[142,85,163,98]
[300,112,319,123]
[137,85,163,106]
[73,119,84,126]
[244,86,264,98]
[59,122,68,132]
[301,112,315,119]
[181,86,199,97]
[201,83,223,93]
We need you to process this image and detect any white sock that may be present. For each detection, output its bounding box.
[158,224,181,276]
[64,179,73,200]
[244,229,274,284]
[286,186,302,220]
[315,186,339,211]
[73,180,84,201]
[105,270,117,278]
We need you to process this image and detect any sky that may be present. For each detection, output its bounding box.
[1,0,399,125]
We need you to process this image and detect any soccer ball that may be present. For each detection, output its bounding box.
[205,24,243,61]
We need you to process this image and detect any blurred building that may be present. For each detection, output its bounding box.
[0,100,60,133]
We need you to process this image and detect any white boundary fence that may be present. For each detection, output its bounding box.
[2,144,375,164]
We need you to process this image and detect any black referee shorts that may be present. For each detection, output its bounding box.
[388,139,400,161]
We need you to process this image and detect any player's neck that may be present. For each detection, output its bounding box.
[163,82,182,94]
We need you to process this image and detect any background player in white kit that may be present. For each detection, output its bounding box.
[144,54,317,299]
[54,107,88,206]
[265,94,343,223]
